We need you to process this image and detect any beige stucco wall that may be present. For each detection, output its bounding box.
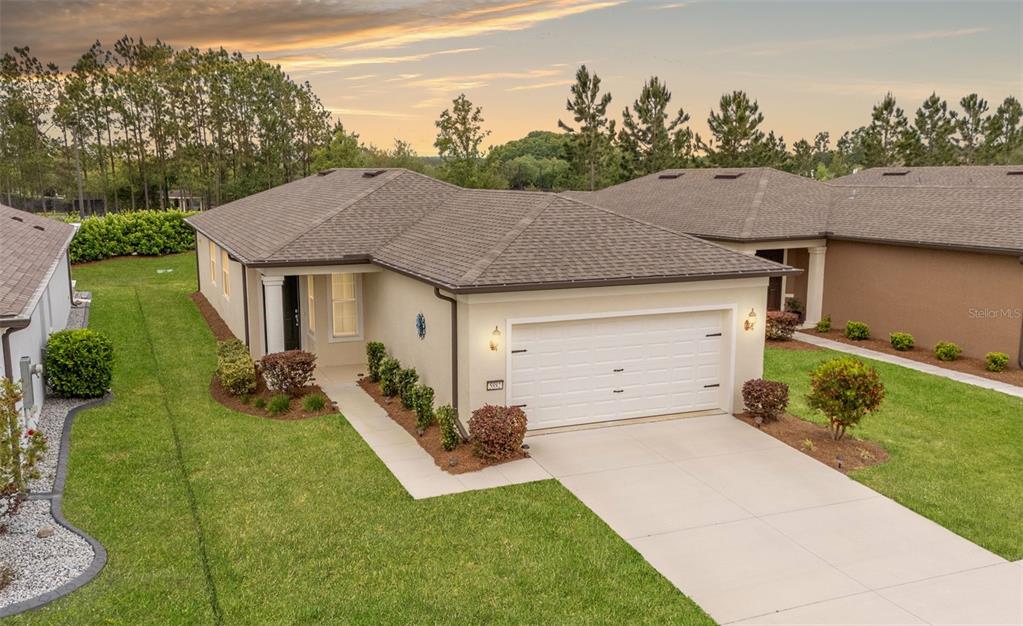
[823,240,1023,362]
[300,273,367,368]
[363,270,454,406]
[196,233,247,343]
[459,277,770,418]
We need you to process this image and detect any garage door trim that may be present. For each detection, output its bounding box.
[504,304,738,421]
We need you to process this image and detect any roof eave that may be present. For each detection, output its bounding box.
[825,234,1023,256]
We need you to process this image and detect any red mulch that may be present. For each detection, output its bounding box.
[736,412,888,474]
[191,292,235,341]
[209,375,335,420]
[358,377,528,475]
[804,329,1023,388]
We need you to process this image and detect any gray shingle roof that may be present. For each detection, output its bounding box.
[0,205,76,322]
[564,168,832,242]
[828,165,1023,188]
[187,168,795,292]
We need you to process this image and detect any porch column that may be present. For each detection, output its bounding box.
[804,246,827,327]
[262,275,286,354]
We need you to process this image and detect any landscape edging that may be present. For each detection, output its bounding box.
[0,392,112,618]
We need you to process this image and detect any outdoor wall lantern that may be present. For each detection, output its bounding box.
[489,326,502,351]
[744,308,757,332]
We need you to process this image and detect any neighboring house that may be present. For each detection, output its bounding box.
[570,166,1023,365]
[0,204,77,416]
[187,168,796,430]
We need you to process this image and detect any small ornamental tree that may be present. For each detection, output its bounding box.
[807,357,885,440]
[1,379,47,526]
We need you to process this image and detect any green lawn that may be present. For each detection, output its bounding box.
[11,253,711,624]
[766,346,1023,560]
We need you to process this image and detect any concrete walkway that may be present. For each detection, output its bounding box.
[317,365,550,499]
[527,415,1021,625]
[794,332,1023,399]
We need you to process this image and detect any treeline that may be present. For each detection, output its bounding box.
[0,39,332,212]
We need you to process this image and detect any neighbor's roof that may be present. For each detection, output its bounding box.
[826,166,1023,254]
[0,204,76,323]
[187,168,796,292]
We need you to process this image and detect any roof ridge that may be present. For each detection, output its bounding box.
[457,194,558,285]
[825,182,1022,190]
[557,193,791,272]
[263,169,402,260]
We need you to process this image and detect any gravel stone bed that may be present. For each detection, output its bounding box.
[0,500,94,611]
[26,396,88,494]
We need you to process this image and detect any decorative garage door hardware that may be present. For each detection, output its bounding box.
[704,383,720,388]
[510,404,527,408]
[511,349,527,354]
[613,368,624,372]
[705,332,723,337]
[613,389,624,393]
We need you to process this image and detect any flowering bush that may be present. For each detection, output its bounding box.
[469,405,527,461]
[259,350,316,397]
[807,357,885,440]
[765,311,800,340]
[742,379,789,422]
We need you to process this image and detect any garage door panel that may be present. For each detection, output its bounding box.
[510,310,728,429]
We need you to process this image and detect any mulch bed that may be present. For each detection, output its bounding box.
[803,329,1023,388]
[358,377,528,475]
[766,338,822,351]
[209,375,335,420]
[737,412,888,474]
[190,292,235,341]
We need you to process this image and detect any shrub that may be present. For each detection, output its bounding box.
[807,357,885,440]
[301,393,327,412]
[742,379,789,422]
[366,341,386,382]
[68,210,197,263]
[45,328,114,398]
[216,339,256,396]
[844,320,870,340]
[469,405,527,461]
[253,398,267,410]
[412,384,435,430]
[889,332,915,351]
[259,350,316,397]
[379,357,401,397]
[396,368,419,409]
[436,405,460,451]
[934,341,962,362]
[785,297,804,320]
[765,311,800,340]
[816,314,832,333]
[985,352,1010,372]
[267,393,291,416]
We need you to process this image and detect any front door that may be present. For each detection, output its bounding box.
[282,275,301,351]
[756,249,785,310]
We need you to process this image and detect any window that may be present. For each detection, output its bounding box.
[221,250,230,297]
[307,275,316,334]
[208,240,217,285]
[331,273,360,338]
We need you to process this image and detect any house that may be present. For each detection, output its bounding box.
[186,168,797,430]
[569,165,1023,365]
[0,204,77,415]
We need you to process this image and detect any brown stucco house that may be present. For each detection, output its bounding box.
[570,165,1023,366]
[186,168,796,431]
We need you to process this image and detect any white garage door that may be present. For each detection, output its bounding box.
[508,310,728,430]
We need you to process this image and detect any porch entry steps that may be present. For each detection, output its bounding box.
[315,365,551,499]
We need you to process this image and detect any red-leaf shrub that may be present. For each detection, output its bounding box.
[259,350,316,397]
[468,405,527,461]
[807,357,885,440]
[765,311,800,340]
[742,378,789,422]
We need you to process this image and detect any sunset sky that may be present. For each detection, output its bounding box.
[2,0,1020,154]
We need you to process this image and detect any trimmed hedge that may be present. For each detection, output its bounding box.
[397,368,419,409]
[469,405,527,461]
[986,352,1009,372]
[934,341,962,362]
[45,329,114,398]
[379,357,401,397]
[69,210,197,263]
[366,341,386,382]
[216,339,256,396]
[889,332,915,351]
[844,320,870,340]
[412,384,435,430]
[742,378,789,422]
[765,311,800,341]
[815,314,832,333]
[259,350,316,397]
[436,405,460,451]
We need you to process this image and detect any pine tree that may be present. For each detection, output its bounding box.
[905,93,958,165]
[700,90,767,167]
[860,92,909,166]
[957,94,989,164]
[618,76,693,177]
[434,93,490,187]
[558,65,615,190]
[982,96,1023,164]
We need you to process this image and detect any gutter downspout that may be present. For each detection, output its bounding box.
[1,321,30,381]
[433,287,468,441]
[1018,257,1023,369]
[242,266,250,347]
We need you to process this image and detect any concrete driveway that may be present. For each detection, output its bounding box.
[526,415,1021,625]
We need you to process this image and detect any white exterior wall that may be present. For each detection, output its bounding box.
[195,233,247,343]
[3,251,74,416]
[458,278,769,418]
